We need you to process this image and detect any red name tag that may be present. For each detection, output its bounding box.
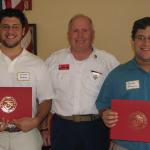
[58,64,69,70]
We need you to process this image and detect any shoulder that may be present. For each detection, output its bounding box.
[45,48,69,64]
[107,59,133,77]
[48,48,69,57]
[23,49,45,65]
[93,48,119,70]
[94,48,118,61]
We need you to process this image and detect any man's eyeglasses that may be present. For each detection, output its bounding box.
[135,35,150,42]
[0,24,22,31]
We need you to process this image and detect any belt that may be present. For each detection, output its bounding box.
[56,114,99,122]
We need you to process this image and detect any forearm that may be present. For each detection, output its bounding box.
[35,99,52,127]
[40,113,52,146]
[40,113,52,130]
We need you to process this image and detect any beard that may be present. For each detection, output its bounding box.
[1,38,22,48]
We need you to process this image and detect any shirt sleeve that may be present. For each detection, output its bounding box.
[36,63,55,103]
[96,73,114,110]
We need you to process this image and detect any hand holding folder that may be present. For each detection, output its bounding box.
[111,99,150,142]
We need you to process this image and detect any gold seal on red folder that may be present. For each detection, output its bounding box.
[0,96,17,113]
[129,111,147,130]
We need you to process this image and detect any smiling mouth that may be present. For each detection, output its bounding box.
[141,48,150,51]
[7,34,16,39]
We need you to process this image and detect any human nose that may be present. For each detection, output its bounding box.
[77,30,84,37]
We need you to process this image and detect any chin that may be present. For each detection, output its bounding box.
[4,42,20,48]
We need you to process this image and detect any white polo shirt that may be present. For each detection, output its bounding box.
[46,48,119,116]
[0,49,55,116]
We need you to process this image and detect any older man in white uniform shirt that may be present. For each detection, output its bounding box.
[44,14,119,150]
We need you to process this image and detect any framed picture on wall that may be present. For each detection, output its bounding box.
[29,24,37,55]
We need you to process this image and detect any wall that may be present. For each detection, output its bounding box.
[25,0,150,63]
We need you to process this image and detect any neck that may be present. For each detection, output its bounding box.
[71,47,93,61]
[0,45,23,60]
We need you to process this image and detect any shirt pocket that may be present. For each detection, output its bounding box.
[83,70,105,97]
[54,70,71,90]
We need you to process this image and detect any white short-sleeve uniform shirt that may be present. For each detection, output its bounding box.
[46,48,119,116]
[0,49,55,116]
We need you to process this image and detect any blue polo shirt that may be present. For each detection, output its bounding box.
[96,58,150,150]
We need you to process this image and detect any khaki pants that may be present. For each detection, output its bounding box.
[112,143,128,150]
[0,128,43,150]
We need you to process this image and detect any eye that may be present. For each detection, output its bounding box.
[135,35,150,42]
[82,29,88,32]
[12,25,18,29]
[1,25,10,30]
[72,29,79,33]
[12,25,20,30]
[135,35,145,40]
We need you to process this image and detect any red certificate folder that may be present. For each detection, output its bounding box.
[0,87,32,121]
[111,99,150,142]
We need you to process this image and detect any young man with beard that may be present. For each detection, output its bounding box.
[0,8,54,150]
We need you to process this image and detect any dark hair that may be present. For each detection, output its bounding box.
[131,17,150,40]
[0,8,28,27]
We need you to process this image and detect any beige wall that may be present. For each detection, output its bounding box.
[25,0,150,63]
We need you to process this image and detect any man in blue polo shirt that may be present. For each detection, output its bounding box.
[96,17,150,150]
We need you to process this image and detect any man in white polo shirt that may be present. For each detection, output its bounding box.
[0,8,54,150]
